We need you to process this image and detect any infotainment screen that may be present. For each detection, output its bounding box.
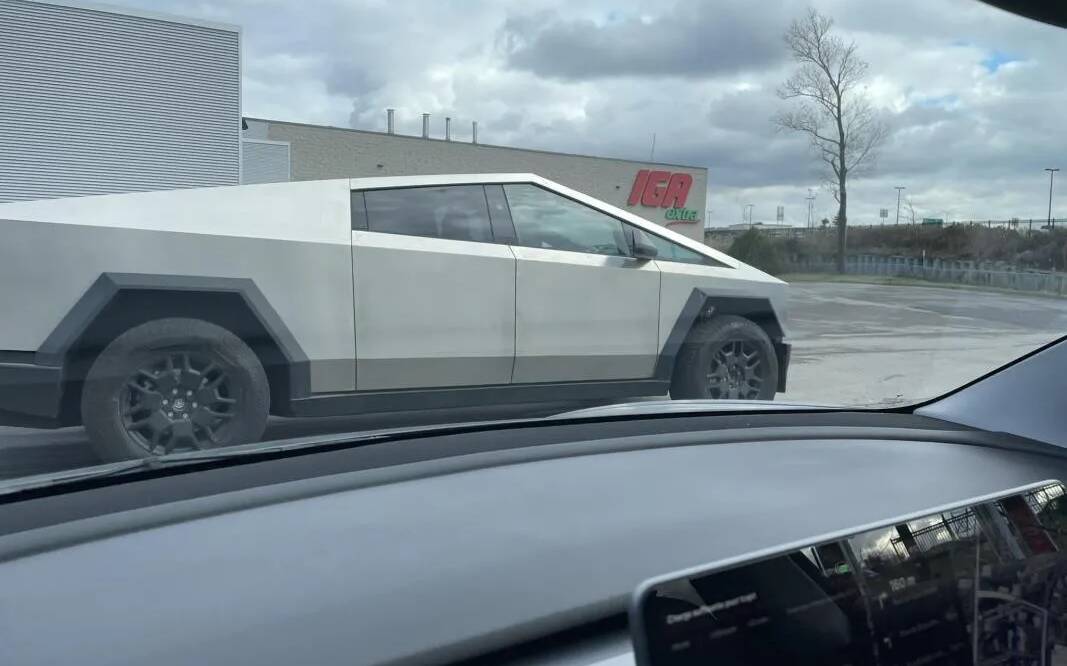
[632,481,1067,666]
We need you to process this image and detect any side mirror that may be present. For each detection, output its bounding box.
[630,228,659,260]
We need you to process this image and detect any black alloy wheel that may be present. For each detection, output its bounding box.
[670,314,779,401]
[121,350,238,454]
[81,317,270,461]
[705,339,766,400]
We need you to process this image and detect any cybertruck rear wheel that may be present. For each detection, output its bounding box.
[81,318,269,461]
[670,315,778,401]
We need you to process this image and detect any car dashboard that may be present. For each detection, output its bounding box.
[2,398,1066,666]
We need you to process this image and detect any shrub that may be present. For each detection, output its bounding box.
[728,228,784,275]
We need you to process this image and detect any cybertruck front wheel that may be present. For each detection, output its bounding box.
[670,315,778,401]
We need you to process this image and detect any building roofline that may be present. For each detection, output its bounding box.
[24,0,241,33]
[244,116,708,173]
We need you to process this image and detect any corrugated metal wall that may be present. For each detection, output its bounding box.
[0,0,240,202]
[241,139,291,185]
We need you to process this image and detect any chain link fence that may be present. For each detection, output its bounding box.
[786,253,1067,295]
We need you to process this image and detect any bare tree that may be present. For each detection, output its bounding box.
[776,9,888,273]
[904,197,918,225]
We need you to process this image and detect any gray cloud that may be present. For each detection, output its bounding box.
[498,3,795,80]
[325,60,385,98]
[96,0,1067,222]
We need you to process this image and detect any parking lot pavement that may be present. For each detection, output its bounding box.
[781,282,1067,406]
[2,280,1065,481]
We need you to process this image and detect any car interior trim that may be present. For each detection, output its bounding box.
[2,418,1062,561]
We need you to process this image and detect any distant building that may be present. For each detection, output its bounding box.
[724,222,795,233]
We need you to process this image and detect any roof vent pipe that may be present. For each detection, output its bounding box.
[421,113,430,138]
[472,121,478,144]
[445,117,452,141]
[386,108,395,134]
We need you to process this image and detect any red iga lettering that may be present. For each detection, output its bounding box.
[641,171,670,207]
[628,170,650,205]
[661,173,693,209]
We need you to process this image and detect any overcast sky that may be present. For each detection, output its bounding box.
[115,0,1066,226]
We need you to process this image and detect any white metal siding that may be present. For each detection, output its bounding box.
[0,0,240,202]
[241,139,291,184]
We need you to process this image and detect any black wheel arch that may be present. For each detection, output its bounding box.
[39,273,310,425]
[655,289,790,393]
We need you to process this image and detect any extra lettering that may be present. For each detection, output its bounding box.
[665,208,698,221]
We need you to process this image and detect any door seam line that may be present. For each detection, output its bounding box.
[350,230,360,391]
[509,244,518,384]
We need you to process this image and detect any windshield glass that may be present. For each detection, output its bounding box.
[0,0,1064,478]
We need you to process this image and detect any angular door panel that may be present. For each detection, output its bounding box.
[512,246,660,383]
[352,230,516,390]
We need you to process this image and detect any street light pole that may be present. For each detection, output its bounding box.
[895,186,906,225]
[1046,168,1060,230]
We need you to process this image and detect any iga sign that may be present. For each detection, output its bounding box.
[627,170,699,224]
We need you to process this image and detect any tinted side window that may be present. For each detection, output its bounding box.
[642,228,729,267]
[363,185,493,242]
[504,184,627,256]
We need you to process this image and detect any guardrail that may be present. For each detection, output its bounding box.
[787,254,1067,295]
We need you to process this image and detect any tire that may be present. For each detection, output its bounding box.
[670,315,779,401]
[81,318,270,461]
